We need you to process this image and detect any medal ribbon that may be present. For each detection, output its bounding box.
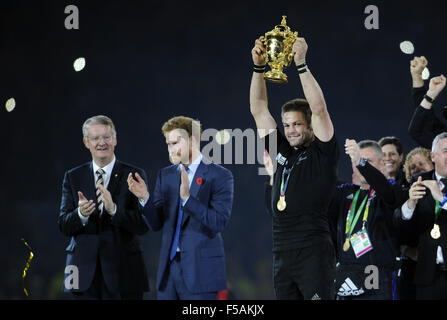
[345,189,375,239]
[279,151,305,197]
[434,200,442,222]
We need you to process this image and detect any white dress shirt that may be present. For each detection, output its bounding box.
[78,156,117,225]
[401,171,445,264]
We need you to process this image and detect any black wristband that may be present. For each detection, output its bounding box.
[297,62,308,74]
[253,64,266,73]
[424,94,435,103]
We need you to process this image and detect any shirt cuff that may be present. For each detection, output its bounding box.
[109,203,117,216]
[437,246,445,264]
[401,201,415,220]
[139,196,149,207]
[78,208,89,226]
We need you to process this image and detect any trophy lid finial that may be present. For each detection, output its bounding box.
[281,15,287,26]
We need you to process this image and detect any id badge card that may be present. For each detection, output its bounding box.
[350,229,373,258]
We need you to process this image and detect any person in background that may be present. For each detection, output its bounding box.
[400,132,447,299]
[397,147,434,299]
[329,139,407,299]
[378,136,407,188]
[408,56,446,149]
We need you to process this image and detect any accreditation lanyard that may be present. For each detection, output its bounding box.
[345,189,375,238]
[279,151,305,197]
[434,201,442,222]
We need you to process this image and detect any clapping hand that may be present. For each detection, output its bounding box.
[97,184,116,214]
[407,176,426,209]
[127,172,149,202]
[179,165,190,202]
[78,191,95,217]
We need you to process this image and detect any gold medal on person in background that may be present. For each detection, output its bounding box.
[430,224,441,239]
[277,196,286,211]
[343,238,350,252]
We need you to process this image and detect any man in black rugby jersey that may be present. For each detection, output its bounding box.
[250,35,338,300]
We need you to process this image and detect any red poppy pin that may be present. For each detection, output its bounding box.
[196,177,203,186]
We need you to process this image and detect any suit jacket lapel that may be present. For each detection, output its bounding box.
[84,162,97,203]
[82,162,99,220]
[108,160,122,197]
[189,161,209,199]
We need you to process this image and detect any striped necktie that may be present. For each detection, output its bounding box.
[96,168,105,215]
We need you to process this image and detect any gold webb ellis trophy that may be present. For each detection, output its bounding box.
[263,16,298,83]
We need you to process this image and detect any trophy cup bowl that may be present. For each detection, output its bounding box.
[263,16,298,83]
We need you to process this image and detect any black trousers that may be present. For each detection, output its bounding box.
[397,259,417,300]
[337,268,395,300]
[273,238,336,300]
[416,267,447,300]
[72,255,143,300]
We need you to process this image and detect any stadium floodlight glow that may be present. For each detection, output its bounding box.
[215,129,231,145]
[422,67,430,80]
[5,98,16,112]
[399,41,414,55]
[73,57,86,72]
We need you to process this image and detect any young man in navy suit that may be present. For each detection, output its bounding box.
[128,116,234,300]
[59,115,149,299]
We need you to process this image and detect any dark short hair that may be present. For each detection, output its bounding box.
[378,136,403,155]
[281,98,311,126]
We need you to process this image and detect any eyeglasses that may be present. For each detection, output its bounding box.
[87,135,114,143]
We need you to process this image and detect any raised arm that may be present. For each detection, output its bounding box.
[410,56,427,89]
[292,38,334,142]
[345,139,408,208]
[249,36,277,137]
[421,75,446,110]
[408,75,447,148]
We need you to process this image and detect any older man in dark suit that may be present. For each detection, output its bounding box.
[401,132,447,299]
[59,115,149,299]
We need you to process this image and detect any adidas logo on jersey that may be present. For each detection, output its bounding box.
[337,277,365,296]
[311,293,321,300]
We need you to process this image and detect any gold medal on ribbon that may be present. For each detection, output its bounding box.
[277,196,286,211]
[431,224,441,239]
[343,238,350,252]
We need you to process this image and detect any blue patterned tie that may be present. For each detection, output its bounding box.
[170,166,189,260]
